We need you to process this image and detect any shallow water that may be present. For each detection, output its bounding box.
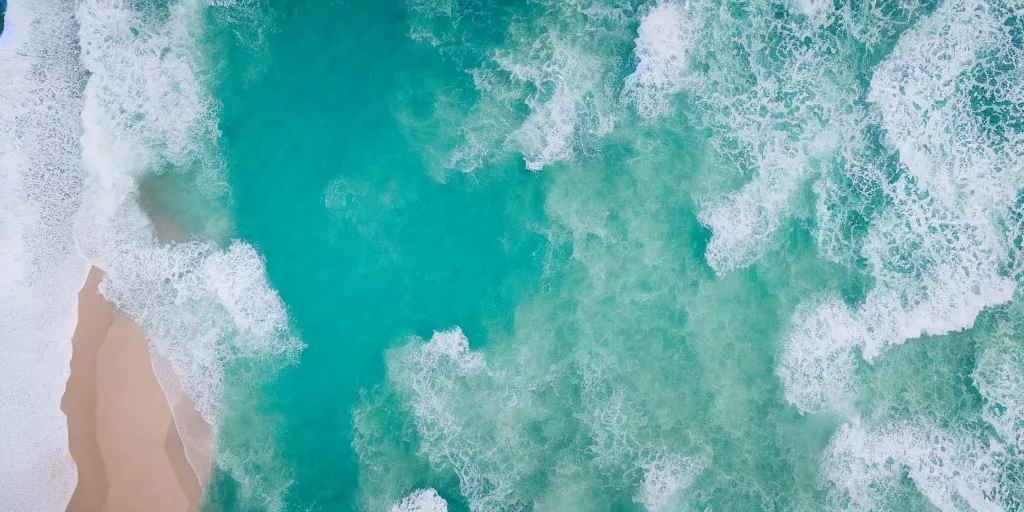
[5,0,1024,510]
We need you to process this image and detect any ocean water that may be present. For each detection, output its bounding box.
[4,0,1024,510]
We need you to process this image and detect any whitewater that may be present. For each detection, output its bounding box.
[1,0,300,509]
[2,0,1024,510]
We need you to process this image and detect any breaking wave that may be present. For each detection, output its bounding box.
[779,0,1024,414]
[357,0,1024,509]
[0,0,300,508]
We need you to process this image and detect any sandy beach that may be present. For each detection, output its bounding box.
[62,267,210,511]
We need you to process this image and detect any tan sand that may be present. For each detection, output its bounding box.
[63,267,210,512]
[63,268,113,511]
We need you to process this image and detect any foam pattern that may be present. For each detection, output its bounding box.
[353,152,782,510]
[391,488,449,512]
[622,3,700,119]
[634,453,709,511]
[407,0,641,172]
[366,0,1024,510]
[7,0,1023,508]
[76,0,226,195]
[384,328,538,509]
[373,326,713,511]
[679,0,879,275]
[779,0,1024,414]
[614,0,938,276]
[969,297,1024,508]
[0,1,89,508]
[974,312,1024,452]
[778,297,863,413]
[3,0,301,508]
[823,422,1004,510]
[97,239,300,423]
[73,0,304,505]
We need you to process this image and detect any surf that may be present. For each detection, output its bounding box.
[0,0,301,508]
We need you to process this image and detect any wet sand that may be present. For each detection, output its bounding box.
[63,267,209,511]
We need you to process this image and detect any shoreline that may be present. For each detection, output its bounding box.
[63,267,211,511]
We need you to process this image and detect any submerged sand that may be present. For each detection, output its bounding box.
[63,267,210,511]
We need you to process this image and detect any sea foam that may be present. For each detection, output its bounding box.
[409,0,637,173]
[779,0,1024,414]
[386,328,530,510]
[361,0,1024,509]
[74,0,303,506]
[0,1,89,508]
[622,3,700,118]
[627,0,871,275]
[374,326,712,511]
[392,488,449,512]
[823,422,1004,511]
[975,319,1024,451]
[0,0,298,509]
[634,453,709,511]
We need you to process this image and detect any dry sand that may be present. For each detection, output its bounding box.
[63,267,210,512]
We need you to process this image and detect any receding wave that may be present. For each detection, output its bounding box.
[76,0,303,506]
[1,0,301,509]
[0,1,87,508]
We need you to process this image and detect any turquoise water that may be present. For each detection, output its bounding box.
[212,2,550,505]
[194,0,1024,509]
[9,0,1024,509]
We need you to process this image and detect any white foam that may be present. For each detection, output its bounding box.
[76,0,226,196]
[777,296,862,414]
[72,7,305,507]
[787,0,834,26]
[809,138,888,267]
[622,3,700,119]
[496,31,616,171]
[675,0,865,275]
[973,303,1024,452]
[831,0,935,50]
[97,239,300,424]
[574,355,711,508]
[823,423,1003,511]
[698,148,820,275]
[778,0,1024,414]
[0,0,89,508]
[391,488,449,512]
[74,0,304,421]
[383,326,712,510]
[410,327,485,376]
[388,328,517,509]
[442,3,634,172]
[634,454,708,512]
